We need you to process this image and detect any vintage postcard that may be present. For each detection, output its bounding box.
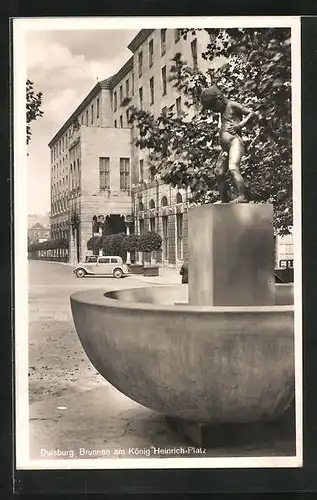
[14,16,302,470]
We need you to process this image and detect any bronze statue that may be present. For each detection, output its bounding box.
[201,85,255,203]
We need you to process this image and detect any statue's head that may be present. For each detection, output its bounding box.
[201,85,225,112]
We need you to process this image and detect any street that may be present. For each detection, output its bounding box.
[28,260,154,405]
[27,260,295,463]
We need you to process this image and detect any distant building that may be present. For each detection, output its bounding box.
[28,214,49,229]
[28,223,50,245]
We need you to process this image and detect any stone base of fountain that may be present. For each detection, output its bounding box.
[166,402,295,450]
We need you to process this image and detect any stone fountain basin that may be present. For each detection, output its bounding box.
[70,284,294,425]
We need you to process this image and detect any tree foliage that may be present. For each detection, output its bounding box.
[87,235,102,251]
[101,233,127,260]
[130,28,292,235]
[139,231,162,253]
[122,233,140,253]
[26,79,44,145]
[28,238,68,251]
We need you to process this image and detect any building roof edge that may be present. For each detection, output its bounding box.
[48,77,113,148]
[127,29,155,53]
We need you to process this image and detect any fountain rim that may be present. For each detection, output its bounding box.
[70,287,294,314]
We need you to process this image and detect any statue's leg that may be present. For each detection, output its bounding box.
[228,137,247,203]
[215,150,229,203]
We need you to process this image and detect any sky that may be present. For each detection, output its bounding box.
[26,28,139,216]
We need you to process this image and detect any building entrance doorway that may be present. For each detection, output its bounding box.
[103,214,125,235]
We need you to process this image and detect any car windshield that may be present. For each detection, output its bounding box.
[86,257,97,263]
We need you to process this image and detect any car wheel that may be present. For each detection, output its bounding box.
[75,268,86,278]
[113,268,123,278]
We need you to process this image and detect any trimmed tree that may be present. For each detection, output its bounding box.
[122,233,140,263]
[129,28,292,236]
[101,233,127,261]
[87,236,102,255]
[139,231,162,265]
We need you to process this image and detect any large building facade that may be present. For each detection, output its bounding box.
[48,28,293,266]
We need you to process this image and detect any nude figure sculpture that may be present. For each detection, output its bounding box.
[201,85,255,203]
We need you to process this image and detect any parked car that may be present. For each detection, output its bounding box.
[274,259,294,283]
[73,256,130,278]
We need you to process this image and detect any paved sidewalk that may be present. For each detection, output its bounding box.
[135,266,182,285]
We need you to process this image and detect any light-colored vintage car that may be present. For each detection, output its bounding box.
[73,256,130,279]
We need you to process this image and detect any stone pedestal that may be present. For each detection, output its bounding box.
[188,203,275,306]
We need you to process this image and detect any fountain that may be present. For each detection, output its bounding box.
[70,203,294,449]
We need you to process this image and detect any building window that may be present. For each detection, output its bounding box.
[113,91,117,111]
[85,110,89,125]
[162,215,168,260]
[149,39,154,67]
[176,96,182,117]
[81,115,84,125]
[126,79,129,98]
[91,104,94,124]
[161,29,166,55]
[99,157,110,190]
[120,115,123,128]
[149,77,154,105]
[132,72,134,94]
[139,87,143,109]
[139,159,144,182]
[96,98,100,118]
[175,29,181,43]
[120,158,130,191]
[77,158,80,188]
[176,213,183,260]
[161,66,167,95]
[119,85,123,104]
[191,38,198,70]
[114,119,117,128]
[139,218,145,234]
[138,51,143,77]
[150,217,155,232]
[162,195,168,206]
[176,192,183,204]
[126,109,130,124]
